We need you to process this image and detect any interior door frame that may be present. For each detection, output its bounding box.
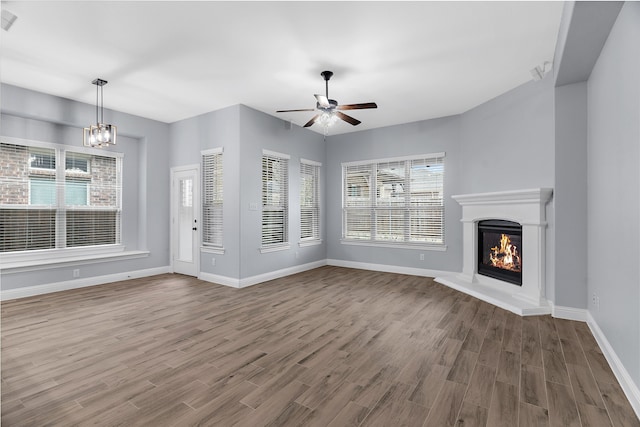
[170,164,200,276]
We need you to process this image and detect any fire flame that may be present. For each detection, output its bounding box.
[489,234,521,272]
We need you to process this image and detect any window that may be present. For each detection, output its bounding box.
[0,139,122,254]
[342,152,445,249]
[261,150,289,251]
[202,148,223,249]
[300,159,321,244]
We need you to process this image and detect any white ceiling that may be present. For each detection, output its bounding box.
[0,1,563,135]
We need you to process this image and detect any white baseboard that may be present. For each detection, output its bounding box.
[0,266,172,301]
[198,272,241,288]
[326,259,453,279]
[239,260,327,288]
[552,304,589,321]
[587,312,640,419]
[198,260,328,289]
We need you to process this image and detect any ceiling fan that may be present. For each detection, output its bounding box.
[276,71,377,128]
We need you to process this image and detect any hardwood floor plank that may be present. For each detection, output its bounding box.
[2,267,636,426]
[464,364,497,409]
[576,402,614,427]
[597,380,640,427]
[455,402,488,427]
[543,349,571,386]
[423,380,467,427]
[520,401,550,427]
[566,363,606,409]
[521,364,548,409]
[446,349,479,385]
[496,349,520,386]
[486,380,519,427]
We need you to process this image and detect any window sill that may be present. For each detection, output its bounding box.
[340,239,447,251]
[0,250,150,274]
[201,246,225,255]
[259,244,291,254]
[299,239,322,247]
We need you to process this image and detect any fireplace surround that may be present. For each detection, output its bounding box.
[436,188,553,315]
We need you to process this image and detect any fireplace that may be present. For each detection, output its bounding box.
[477,220,522,286]
[435,188,553,315]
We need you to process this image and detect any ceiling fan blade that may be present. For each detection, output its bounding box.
[303,114,320,128]
[337,102,378,111]
[336,111,361,126]
[276,108,315,113]
[314,94,330,108]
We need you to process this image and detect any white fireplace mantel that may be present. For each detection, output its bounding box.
[436,188,553,315]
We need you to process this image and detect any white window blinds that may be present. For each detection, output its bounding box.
[342,153,445,247]
[300,159,321,242]
[262,150,289,248]
[202,148,223,248]
[0,140,122,253]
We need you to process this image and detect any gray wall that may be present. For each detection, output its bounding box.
[587,1,640,387]
[238,106,326,279]
[169,105,242,279]
[325,116,463,273]
[0,84,171,290]
[459,76,557,302]
[167,105,326,281]
[554,82,588,308]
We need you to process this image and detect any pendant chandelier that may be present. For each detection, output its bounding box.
[83,78,116,148]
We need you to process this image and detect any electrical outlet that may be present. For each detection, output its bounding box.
[73,269,80,278]
[295,251,299,259]
[211,258,216,266]
[592,292,597,306]
[420,253,425,261]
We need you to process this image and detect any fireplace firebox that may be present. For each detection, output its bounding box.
[477,220,522,286]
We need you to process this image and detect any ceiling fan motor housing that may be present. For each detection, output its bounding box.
[317,99,338,112]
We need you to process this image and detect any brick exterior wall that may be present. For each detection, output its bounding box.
[0,143,29,205]
[0,143,117,207]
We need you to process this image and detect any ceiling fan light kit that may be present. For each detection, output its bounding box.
[277,70,377,133]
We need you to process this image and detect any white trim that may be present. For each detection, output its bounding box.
[435,275,552,316]
[327,259,452,280]
[0,250,149,274]
[259,244,291,254]
[201,147,223,155]
[201,246,225,255]
[199,272,241,288]
[299,239,322,247]
[239,260,327,288]
[199,260,327,289]
[551,304,588,321]
[341,151,445,167]
[1,135,124,159]
[453,188,553,206]
[587,312,640,420]
[262,149,290,160]
[0,265,171,301]
[300,158,322,167]
[340,239,447,251]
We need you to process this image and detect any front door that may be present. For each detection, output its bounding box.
[171,166,199,276]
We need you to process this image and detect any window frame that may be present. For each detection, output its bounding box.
[260,149,290,253]
[341,152,446,251]
[299,158,322,247]
[0,136,125,264]
[201,147,224,254]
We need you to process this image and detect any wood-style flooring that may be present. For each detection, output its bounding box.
[2,266,639,426]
